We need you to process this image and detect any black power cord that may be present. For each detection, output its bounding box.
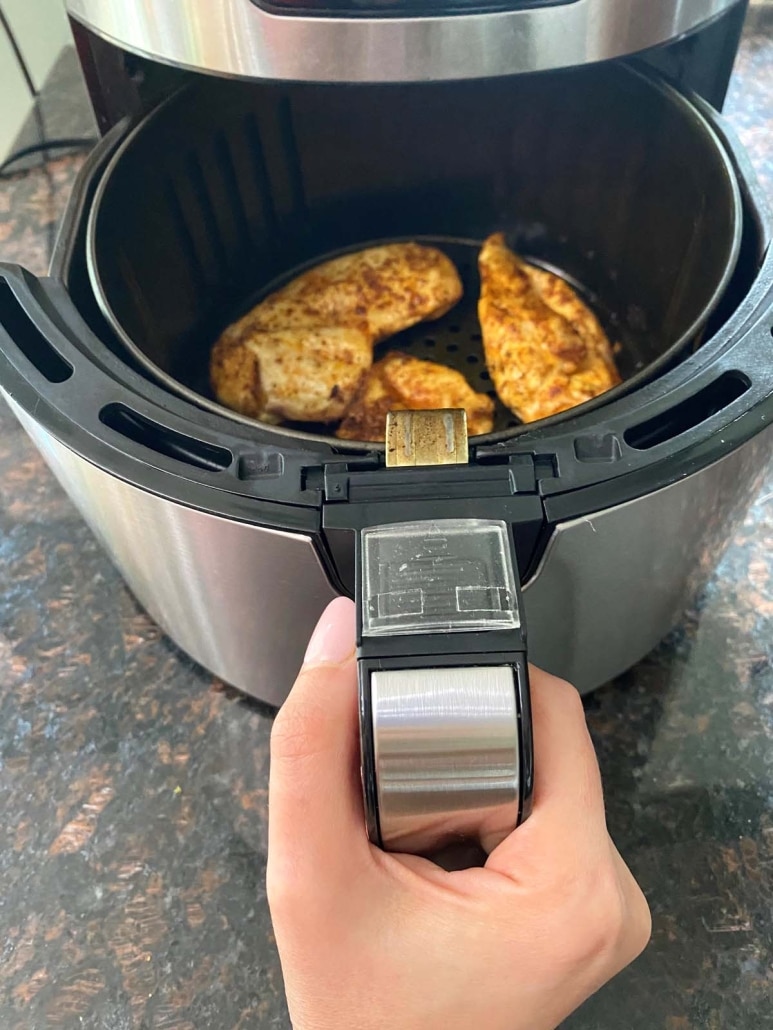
[0,136,97,177]
[0,6,96,179]
[0,4,36,95]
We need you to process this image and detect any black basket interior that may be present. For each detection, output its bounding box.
[87,61,741,438]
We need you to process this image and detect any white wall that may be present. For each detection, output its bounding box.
[0,24,30,161]
[0,0,71,160]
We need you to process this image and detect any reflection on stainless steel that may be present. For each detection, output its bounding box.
[65,0,739,83]
[8,400,338,707]
[371,665,519,854]
[524,430,773,694]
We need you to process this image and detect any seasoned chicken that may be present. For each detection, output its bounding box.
[210,325,372,423]
[337,351,495,441]
[478,233,620,423]
[211,243,463,423]
[221,243,464,342]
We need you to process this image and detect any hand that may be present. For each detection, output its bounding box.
[268,598,651,1030]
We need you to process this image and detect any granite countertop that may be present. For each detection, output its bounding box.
[1,20,773,1030]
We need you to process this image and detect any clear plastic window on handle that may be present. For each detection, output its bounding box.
[361,519,519,637]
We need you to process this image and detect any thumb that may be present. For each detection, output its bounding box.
[268,598,370,892]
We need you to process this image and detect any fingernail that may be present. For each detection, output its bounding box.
[304,597,356,667]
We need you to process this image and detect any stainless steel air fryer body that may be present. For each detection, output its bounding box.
[0,8,770,735]
[6,392,769,703]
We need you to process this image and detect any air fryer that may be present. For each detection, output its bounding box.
[0,0,771,714]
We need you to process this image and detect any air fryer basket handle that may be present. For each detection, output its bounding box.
[321,409,536,858]
[355,515,534,857]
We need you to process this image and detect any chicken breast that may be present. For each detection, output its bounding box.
[211,243,463,423]
[220,243,463,344]
[337,351,495,442]
[210,325,372,423]
[478,233,620,423]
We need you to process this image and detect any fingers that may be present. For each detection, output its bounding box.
[609,843,653,967]
[487,665,608,874]
[485,665,651,980]
[268,598,370,897]
[527,666,606,823]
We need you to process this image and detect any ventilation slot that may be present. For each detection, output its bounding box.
[624,372,750,451]
[0,282,72,383]
[100,403,232,471]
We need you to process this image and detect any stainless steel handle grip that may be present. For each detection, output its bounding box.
[365,665,523,855]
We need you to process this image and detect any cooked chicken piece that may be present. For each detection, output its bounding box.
[211,326,372,423]
[478,233,620,423]
[337,351,495,442]
[522,262,619,379]
[220,243,463,343]
[211,243,463,423]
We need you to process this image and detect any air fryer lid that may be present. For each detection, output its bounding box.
[87,62,741,446]
[65,0,743,83]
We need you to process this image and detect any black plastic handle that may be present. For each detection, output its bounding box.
[330,500,537,857]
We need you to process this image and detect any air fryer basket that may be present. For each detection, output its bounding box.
[86,62,742,444]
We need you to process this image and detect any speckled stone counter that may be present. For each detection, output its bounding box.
[1,23,772,1030]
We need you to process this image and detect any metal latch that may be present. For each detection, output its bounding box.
[386,408,469,467]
